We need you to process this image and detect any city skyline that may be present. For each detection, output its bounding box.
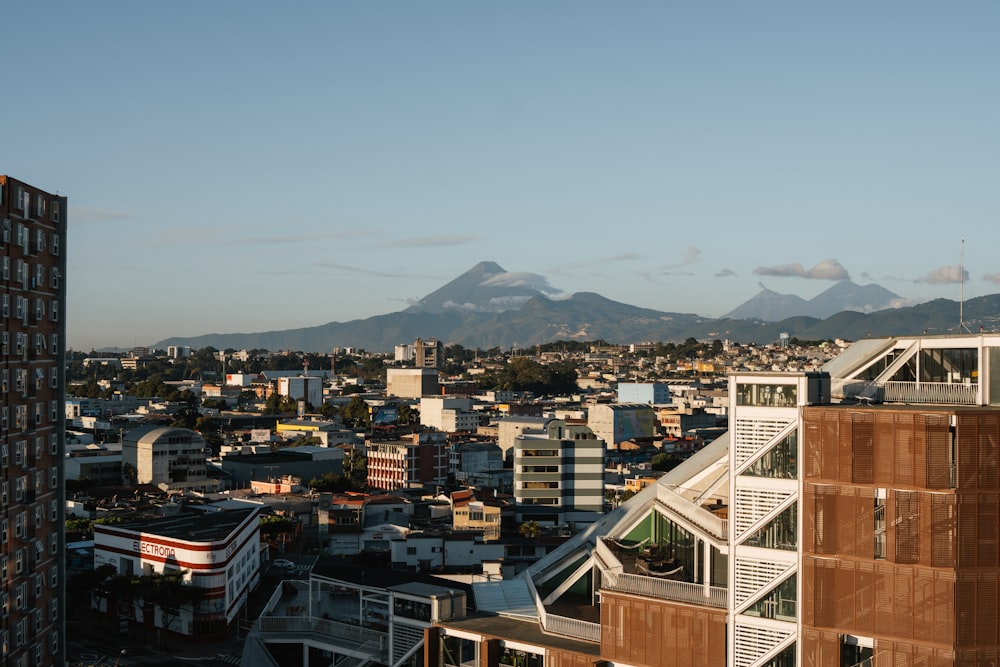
[3,2,999,351]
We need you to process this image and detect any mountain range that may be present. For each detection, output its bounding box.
[154,262,1000,352]
[723,280,903,321]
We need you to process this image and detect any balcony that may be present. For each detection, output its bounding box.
[846,380,979,406]
[602,570,728,608]
[883,380,978,405]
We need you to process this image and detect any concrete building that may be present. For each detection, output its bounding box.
[420,396,480,432]
[218,446,344,487]
[451,489,502,541]
[513,420,605,528]
[449,441,503,486]
[240,559,470,666]
[389,532,504,572]
[0,175,67,667]
[121,426,220,493]
[367,432,448,492]
[395,343,414,363]
[386,367,439,399]
[414,337,444,370]
[587,402,656,448]
[93,507,260,637]
[277,374,323,408]
[617,381,672,405]
[497,416,559,461]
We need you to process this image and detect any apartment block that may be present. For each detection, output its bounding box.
[0,176,67,667]
[513,420,604,528]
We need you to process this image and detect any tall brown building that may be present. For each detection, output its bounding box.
[0,176,67,667]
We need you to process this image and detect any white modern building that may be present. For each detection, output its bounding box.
[277,375,324,408]
[513,420,605,529]
[93,507,261,637]
[617,382,672,405]
[420,396,480,432]
[121,425,220,493]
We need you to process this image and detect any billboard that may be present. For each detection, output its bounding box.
[373,406,399,426]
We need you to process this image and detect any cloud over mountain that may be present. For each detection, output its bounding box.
[754,258,850,280]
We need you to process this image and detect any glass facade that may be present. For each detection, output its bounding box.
[736,383,797,407]
[744,432,797,479]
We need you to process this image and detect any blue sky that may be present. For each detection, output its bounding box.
[4,2,999,351]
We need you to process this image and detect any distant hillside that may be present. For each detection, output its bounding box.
[725,280,901,321]
[153,263,1000,352]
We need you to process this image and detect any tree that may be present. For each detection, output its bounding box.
[308,472,360,493]
[343,396,371,427]
[518,520,541,539]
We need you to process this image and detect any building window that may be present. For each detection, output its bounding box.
[736,383,797,407]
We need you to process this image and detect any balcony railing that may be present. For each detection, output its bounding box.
[882,381,978,405]
[258,615,388,660]
[655,486,728,541]
[603,571,727,609]
[842,380,979,405]
[543,614,601,643]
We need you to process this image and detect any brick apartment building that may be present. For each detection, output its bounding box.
[0,176,67,667]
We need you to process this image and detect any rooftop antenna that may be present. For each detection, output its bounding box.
[960,238,972,333]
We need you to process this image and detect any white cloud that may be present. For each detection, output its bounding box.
[479,271,561,294]
[919,265,968,285]
[754,258,850,280]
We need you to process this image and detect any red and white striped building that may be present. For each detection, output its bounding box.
[93,507,260,637]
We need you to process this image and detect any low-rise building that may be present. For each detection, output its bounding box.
[121,425,220,493]
[368,432,448,491]
[386,367,439,398]
[93,507,260,637]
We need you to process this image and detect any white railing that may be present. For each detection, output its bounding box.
[883,381,978,405]
[655,486,728,540]
[259,615,388,654]
[593,538,622,571]
[526,572,601,643]
[544,614,601,643]
[603,571,727,608]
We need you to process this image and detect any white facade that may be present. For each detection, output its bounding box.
[277,375,323,407]
[513,420,605,525]
[420,396,479,432]
[389,534,504,571]
[617,382,671,405]
[93,508,261,636]
[122,426,219,493]
[395,344,414,362]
